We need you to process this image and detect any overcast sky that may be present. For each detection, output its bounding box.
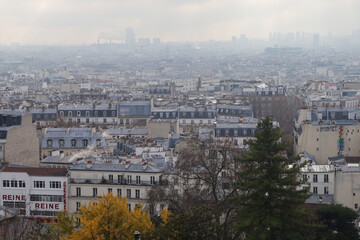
[0,0,359,45]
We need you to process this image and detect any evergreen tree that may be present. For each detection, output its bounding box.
[315,204,359,240]
[234,117,314,240]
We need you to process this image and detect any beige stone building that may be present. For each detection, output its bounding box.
[0,111,39,167]
[148,119,179,139]
[294,108,360,164]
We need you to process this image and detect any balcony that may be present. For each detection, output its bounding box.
[70,178,160,186]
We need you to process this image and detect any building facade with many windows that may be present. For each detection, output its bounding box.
[68,162,162,214]
[0,167,68,218]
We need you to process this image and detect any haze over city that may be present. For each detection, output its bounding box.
[0,0,359,44]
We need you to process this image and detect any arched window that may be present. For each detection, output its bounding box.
[71,139,76,148]
[96,139,101,147]
[59,139,65,148]
[47,139,53,148]
[83,139,88,147]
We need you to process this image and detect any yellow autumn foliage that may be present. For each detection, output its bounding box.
[65,193,153,240]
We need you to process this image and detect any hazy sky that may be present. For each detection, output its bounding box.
[0,0,359,45]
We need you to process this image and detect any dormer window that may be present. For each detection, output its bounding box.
[47,140,53,148]
[83,139,88,147]
[59,139,65,148]
[96,139,101,147]
[71,139,76,148]
[68,111,72,117]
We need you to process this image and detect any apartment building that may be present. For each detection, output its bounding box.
[0,167,68,219]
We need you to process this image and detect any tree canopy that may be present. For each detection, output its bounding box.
[58,193,153,240]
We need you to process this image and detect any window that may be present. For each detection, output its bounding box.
[83,139,88,147]
[76,187,81,196]
[103,118,107,123]
[86,118,89,123]
[86,111,90,117]
[127,189,131,198]
[102,111,106,117]
[68,111,72,117]
[324,174,329,183]
[303,174,307,181]
[127,175,132,184]
[11,180,17,188]
[76,202,80,211]
[3,180,9,187]
[174,177,179,185]
[77,111,81,117]
[94,111,98,117]
[136,176,141,184]
[313,174,318,183]
[112,111,116,117]
[191,120,194,124]
[118,175,123,184]
[128,204,131,211]
[93,188,97,197]
[313,187,318,194]
[47,139,53,148]
[109,175,113,183]
[150,176,155,185]
[108,188,112,193]
[355,204,358,209]
[60,111,64,117]
[71,139,76,147]
[183,120,186,124]
[324,187,329,194]
[30,195,63,202]
[96,139,101,147]
[59,139,65,148]
[208,120,211,124]
[34,181,45,188]
[50,181,61,188]
[200,120,203,124]
[19,180,25,188]
[117,189,122,196]
[135,190,140,199]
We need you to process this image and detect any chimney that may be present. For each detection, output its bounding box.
[86,160,92,169]
[125,160,130,169]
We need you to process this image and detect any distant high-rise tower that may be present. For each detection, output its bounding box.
[231,36,237,45]
[313,33,320,49]
[125,27,136,48]
[153,38,161,45]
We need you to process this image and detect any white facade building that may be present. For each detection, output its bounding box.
[68,162,162,214]
[0,167,68,218]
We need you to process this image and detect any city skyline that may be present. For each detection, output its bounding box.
[0,0,359,45]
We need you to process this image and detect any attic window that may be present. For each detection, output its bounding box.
[96,139,101,147]
[71,139,76,148]
[47,140,53,148]
[59,139,65,148]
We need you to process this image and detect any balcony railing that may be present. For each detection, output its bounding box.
[70,178,160,186]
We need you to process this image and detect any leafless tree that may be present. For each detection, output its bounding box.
[149,134,243,240]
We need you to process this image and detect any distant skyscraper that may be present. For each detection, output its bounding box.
[153,38,161,45]
[313,33,320,49]
[232,36,237,45]
[125,27,136,48]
